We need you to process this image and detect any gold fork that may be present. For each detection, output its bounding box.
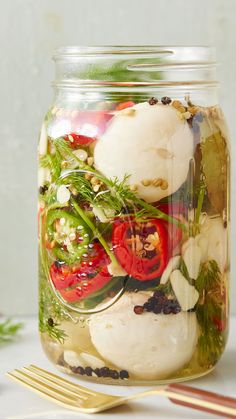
[6,365,236,417]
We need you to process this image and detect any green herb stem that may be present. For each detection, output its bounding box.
[195,183,206,228]
[71,197,118,266]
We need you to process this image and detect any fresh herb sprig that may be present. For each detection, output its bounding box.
[195,260,226,367]
[0,319,23,343]
[39,264,69,343]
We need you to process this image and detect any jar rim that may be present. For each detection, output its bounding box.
[52,45,218,90]
[53,45,215,62]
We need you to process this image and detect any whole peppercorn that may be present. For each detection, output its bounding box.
[161,96,172,105]
[39,185,48,195]
[148,97,158,105]
[47,318,54,327]
[120,370,129,379]
[94,368,102,377]
[100,367,110,377]
[110,370,119,379]
[54,260,64,269]
[153,304,162,314]
[134,305,144,315]
[84,367,93,376]
[76,366,85,375]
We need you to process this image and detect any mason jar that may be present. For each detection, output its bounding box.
[38,46,230,385]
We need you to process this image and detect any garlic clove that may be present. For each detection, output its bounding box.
[195,234,209,262]
[182,239,201,280]
[38,123,48,156]
[80,353,105,369]
[63,350,85,368]
[160,255,181,284]
[57,185,71,204]
[170,270,199,311]
[38,167,51,187]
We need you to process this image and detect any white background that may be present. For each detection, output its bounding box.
[0,0,235,315]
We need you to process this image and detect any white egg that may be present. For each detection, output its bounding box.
[94,102,194,203]
[89,292,198,379]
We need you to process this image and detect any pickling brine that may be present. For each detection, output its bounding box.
[38,46,230,384]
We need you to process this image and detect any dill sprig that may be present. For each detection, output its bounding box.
[195,260,225,367]
[0,319,23,343]
[195,260,221,294]
[39,264,68,344]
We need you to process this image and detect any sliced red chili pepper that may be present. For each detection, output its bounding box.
[65,132,95,148]
[116,101,135,111]
[112,219,169,281]
[50,243,111,302]
[59,267,112,303]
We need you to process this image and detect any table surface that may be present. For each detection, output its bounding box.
[0,316,235,419]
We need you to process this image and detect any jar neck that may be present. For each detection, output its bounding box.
[52,46,219,106]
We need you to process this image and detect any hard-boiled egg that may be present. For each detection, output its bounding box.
[94,102,193,203]
[89,292,198,379]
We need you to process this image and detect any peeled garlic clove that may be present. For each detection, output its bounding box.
[181,236,195,255]
[38,167,51,187]
[80,353,105,369]
[170,270,199,311]
[57,185,71,204]
[38,123,48,156]
[63,350,85,368]
[195,234,209,262]
[160,255,181,284]
[182,239,201,280]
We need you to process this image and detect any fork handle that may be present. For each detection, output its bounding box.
[166,383,236,418]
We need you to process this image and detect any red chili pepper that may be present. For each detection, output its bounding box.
[112,219,169,281]
[59,267,112,303]
[50,244,111,302]
[116,101,135,111]
[65,132,95,148]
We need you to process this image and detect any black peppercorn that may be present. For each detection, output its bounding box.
[161,96,172,105]
[94,368,102,377]
[54,260,64,269]
[100,367,110,377]
[120,370,129,379]
[77,366,85,375]
[84,367,93,376]
[47,317,54,327]
[39,185,48,195]
[153,304,162,314]
[148,97,158,105]
[110,370,119,379]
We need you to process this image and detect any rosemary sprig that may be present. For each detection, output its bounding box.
[0,319,23,343]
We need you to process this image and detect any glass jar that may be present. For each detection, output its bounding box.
[38,46,230,385]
